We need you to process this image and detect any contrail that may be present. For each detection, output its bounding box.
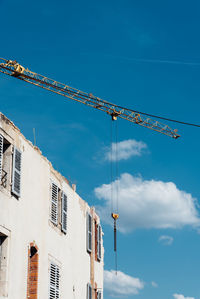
[104,54,200,67]
[126,57,200,66]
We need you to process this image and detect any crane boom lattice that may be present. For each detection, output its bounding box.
[0,58,180,138]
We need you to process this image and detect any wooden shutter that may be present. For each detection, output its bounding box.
[87,213,92,253]
[0,135,3,182]
[97,224,102,261]
[97,291,102,299]
[12,146,22,197]
[61,192,67,234]
[51,183,58,225]
[49,263,60,299]
[87,283,92,299]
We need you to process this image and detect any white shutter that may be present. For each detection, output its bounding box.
[87,213,92,253]
[97,290,102,299]
[51,183,58,225]
[55,266,60,299]
[0,135,3,182]
[49,263,60,299]
[87,283,92,299]
[61,192,67,233]
[97,224,102,261]
[12,146,22,197]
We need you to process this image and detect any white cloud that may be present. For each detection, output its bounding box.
[151,281,158,288]
[105,139,147,161]
[95,173,200,233]
[158,235,174,246]
[173,294,195,299]
[104,270,144,296]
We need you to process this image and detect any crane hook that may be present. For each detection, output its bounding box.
[111,213,119,252]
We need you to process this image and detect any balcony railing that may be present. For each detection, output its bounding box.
[1,169,7,188]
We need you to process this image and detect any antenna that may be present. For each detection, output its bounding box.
[33,128,36,146]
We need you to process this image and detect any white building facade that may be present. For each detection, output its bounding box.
[0,113,104,299]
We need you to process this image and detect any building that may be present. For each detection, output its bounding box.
[0,113,104,299]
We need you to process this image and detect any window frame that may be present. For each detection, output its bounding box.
[87,283,92,299]
[97,290,102,299]
[50,182,59,225]
[61,191,67,234]
[12,146,22,197]
[87,212,92,253]
[0,227,10,297]
[97,224,102,261]
[49,262,60,299]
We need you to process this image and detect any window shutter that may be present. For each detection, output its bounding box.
[97,224,102,261]
[87,283,92,299]
[97,290,102,299]
[55,266,60,299]
[61,192,67,234]
[51,183,58,225]
[12,146,22,197]
[0,135,3,182]
[87,213,92,253]
[49,263,60,299]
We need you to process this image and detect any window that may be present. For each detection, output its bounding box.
[50,182,59,225]
[95,223,102,261]
[27,244,39,298]
[97,290,102,299]
[87,213,92,253]
[49,263,60,299]
[12,146,22,197]
[50,182,68,234]
[0,236,6,268]
[61,192,67,234]
[97,224,102,261]
[87,283,92,299]
[0,232,9,296]
[0,134,12,191]
[0,135,22,196]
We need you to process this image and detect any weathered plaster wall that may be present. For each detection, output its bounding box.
[0,113,104,299]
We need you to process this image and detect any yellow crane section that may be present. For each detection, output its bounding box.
[0,58,180,139]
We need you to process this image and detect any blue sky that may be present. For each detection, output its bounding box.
[1,0,200,298]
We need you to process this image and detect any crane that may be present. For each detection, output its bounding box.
[0,57,180,274]
[0,58,180,139]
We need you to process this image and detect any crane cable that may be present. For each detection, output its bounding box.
[110,118,119,275]
[127,109,200,128]
[115,120,119,275]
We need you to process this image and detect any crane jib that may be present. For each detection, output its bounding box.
[0,58,180,139]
